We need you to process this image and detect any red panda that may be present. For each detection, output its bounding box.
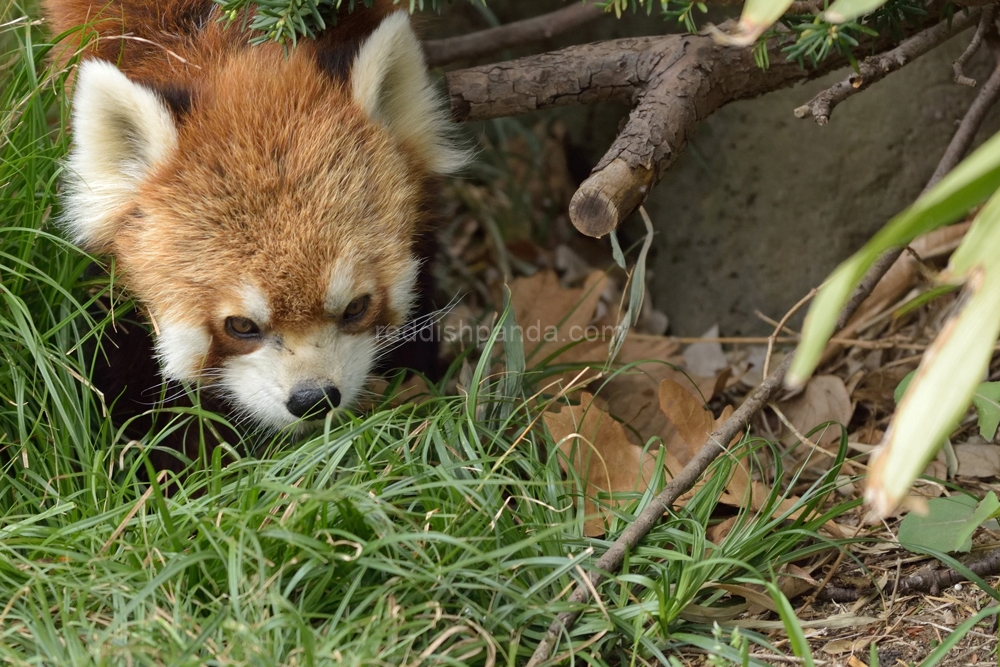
[45,0,468,432]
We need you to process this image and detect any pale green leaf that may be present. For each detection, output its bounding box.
[823,0,891,23]
[868,267,1000,516]
[713,0,795,45]
[972,383,1000,440]
[898,495,978,553]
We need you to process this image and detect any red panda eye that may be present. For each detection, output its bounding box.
[343,295,370,322]
[225,316,262,339]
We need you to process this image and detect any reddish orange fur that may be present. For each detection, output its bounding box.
[46,0,432,343]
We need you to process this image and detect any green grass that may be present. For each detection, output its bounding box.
[0,3,863,665]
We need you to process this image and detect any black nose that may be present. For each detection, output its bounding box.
[286,384,341,419]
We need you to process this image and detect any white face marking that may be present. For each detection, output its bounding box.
[155,318,211,381]
[218,327,376,430]
[237,283,272,327]
[151,258,425,431]
[324,261,357,315]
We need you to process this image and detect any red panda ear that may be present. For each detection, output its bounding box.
[62,60,178,251]
[350,12,469,175]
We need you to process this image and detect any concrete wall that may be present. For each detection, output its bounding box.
[642,32,1000,335]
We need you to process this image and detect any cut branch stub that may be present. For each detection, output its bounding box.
[570,159,653,237]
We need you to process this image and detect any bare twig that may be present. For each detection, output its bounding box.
[929,26,1000,186]
[953,5,996,87]
[526,272,896,663]
[423,3,605,67]
[818,548,1000,602]
[794,10,981,125]
[763,288,815,378]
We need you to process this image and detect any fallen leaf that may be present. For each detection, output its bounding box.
[707,516,739,543]
[954,443,1000,477]
[544,393,662,536]
[510,270,608,367]
[822,637,873,656]
[778,375,853,446]
[658,378,714,465]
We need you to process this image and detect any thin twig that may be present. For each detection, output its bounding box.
[763,289,816,379]
[929,26,1000,186]
[953,5,996,87]
[527,356,793,666]
[423,3,605,67]
[795,10,981,125]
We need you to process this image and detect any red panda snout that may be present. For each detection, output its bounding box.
[152,255,419,430]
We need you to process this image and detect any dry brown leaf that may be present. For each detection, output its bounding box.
[510,269,608,367]
[778,374,853,446]
[544,392,662,536]
[710,583,779,612]
[658,378,714,465]
[954,443,1000,478]
[822,637,873,657]
[707,515,739,543]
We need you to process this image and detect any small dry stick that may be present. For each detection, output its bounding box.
[795,10,981,124]
[527,356,795,666]
[954,5,997,87]
[763,288,816,379]
[928,30,1000,186]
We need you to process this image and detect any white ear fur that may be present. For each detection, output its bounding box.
[62,60,178,249]
[351,12,469,175]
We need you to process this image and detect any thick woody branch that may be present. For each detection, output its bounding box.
[446,14,951,237]
[423,3,605,68]
[448,34,841,236]
[794,10,981,125]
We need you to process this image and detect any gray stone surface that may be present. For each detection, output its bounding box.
[642,32,1000,336]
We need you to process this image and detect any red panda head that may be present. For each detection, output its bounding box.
[61,12,468,429]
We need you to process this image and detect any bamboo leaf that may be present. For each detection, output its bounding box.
[714,0,796,46]
[823,0,891,23]
[866,190,1000,516]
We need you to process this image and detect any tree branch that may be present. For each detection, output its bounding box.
[423,3,605,68]
[817,548,1000,602]
[794,10,981,125]
[448,34,837,236]
[931,26,1000,184]
[446,12,960,237]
